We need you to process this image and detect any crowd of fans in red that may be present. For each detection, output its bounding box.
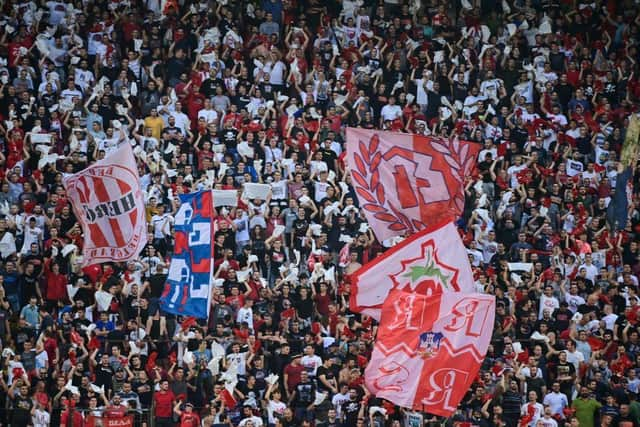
[0,0,640,426]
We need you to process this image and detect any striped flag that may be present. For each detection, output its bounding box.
[63,143,147,266]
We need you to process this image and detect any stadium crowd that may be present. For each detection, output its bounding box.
[0,0,640,426]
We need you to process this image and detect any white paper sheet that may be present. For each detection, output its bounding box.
[243,183,271,200]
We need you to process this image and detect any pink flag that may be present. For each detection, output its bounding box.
[63,143,147,266]
[345,128,480,242]
[364,290,495,415]
[350,221,475,320]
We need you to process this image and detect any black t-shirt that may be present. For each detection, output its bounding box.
[320,148,337,170]
[95,364,115,391]
[294,380,316,407]
[452,81,469,101]
[0,308,8,335]
[293,218,310,239]
[341,399,362,425]
[555,361,575,394]
[200,78,220,98]
[316,365,336,392]
[294,295,314,319]
[20,273,39,302]
[12,394,33,424]
[552,307,571,331]
[221,128,239,150]
[268,246,286,271]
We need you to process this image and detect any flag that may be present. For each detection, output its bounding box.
[364,290,495,415]
[160,190,215,319]
[63,143,147,266]
[220,381,238,408]
[613,165,632,230]
[621,114,640,168]
[346,128,480,242]
[350,221,475,320]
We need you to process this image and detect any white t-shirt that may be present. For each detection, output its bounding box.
[301,354,323,377]
[507,164,527,188]
[238,415,263,427]
[521,402,544,427]
[538,294,559,319]
[314,180,330,202]
[270,180,287,200]
[74,68,95,90]
[566,159,584,177]
[566,349,585,371]
[21,225,43,254]
[198,108,218,124]
[267,400,287,424]
[98,137,120,156]
[564,293,585,313]
[380,104,402,122]
[602,313,618,330]
[46,1,66,24]
[32,409,50,427]
[578,263,598,282]
[226,351,248,376]
[413,78,432,105]
[60,88,83,104]
[151,213,172,238]
[332,392,350,418]
[236,306,254,330]
[170,111,190,134]
[543,392,568,416]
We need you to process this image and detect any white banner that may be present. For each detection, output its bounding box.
[212,190,238,207]
[243,183,271,200]
[30,133,52,144]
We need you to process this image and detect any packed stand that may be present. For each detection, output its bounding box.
[0,0,640,426]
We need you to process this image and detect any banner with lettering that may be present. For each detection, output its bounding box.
[345,128,480,242]
[160,190,214,319]
[365,290,495,416]
[63,143,147,266]
[86,415,134,427]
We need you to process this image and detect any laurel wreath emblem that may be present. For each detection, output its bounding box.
[350,134,478,233]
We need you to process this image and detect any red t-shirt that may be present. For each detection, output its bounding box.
[154,390,175,418]
[180,412,201,427]
[60,409,84,426]
[314,293,331,317]
[46,271,67,301]
[284,363,304,392]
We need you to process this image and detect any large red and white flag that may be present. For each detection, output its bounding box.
[346,128,480,242]
[350,221,475,320]
[365,290,495,415]
[63,143,147,266]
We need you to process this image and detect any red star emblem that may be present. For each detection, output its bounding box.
[388,238,461,294]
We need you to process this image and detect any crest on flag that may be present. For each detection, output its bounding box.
[365,290,495,415]
[418,331,444,358]
[350,221,475,320]
[63,143,147,266]
[346,128,481,241]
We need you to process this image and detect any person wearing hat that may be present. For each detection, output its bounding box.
[173,399,201,426]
